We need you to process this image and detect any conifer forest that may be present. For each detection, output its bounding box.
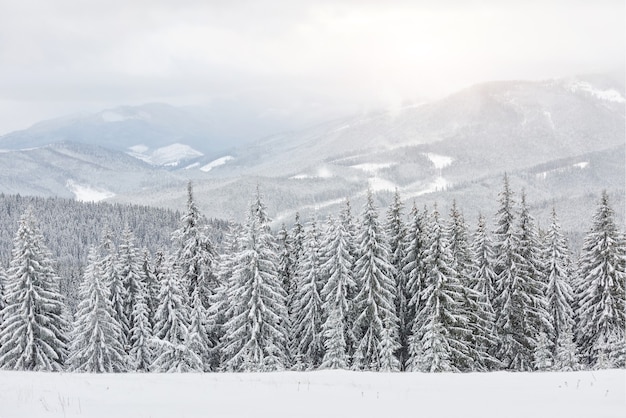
[0,176,624,374]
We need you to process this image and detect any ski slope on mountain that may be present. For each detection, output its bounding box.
[1,369,623,418]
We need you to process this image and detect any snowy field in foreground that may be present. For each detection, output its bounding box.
[1,369,624,418]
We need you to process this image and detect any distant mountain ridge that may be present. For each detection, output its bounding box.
[0,73,623,235]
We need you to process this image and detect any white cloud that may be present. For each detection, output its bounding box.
[0,0,623,134]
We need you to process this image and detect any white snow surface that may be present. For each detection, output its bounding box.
[290,166,334,180]
[368,177,397,192]
[568,81,626,103]
[66,180,115,202]
[537,161,590,179]
[423,153,453,169]
[350,162,395,174]
[127,143,204,167]
[200,155,234,172]
[1,370,623,418]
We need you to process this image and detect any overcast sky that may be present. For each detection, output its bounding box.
[0,0,623,135]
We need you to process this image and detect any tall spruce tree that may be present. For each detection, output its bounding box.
[69,246,127,372]
[408,206,469,372]
[493,175,534,370]
[172,182,220,365]
[513,192,553,366]
[543,208,575,348]
[0,207,68,371]
[469,214,499,370]
[118,227,144,346]
[575,191,626,367]
[292,219,325,370]
[385,189,409,369]
[151,253,202,372]
[221,189,289,371]
[402,204,430,362]
[352,190,400,371]
[99,227,128,350]
[320,215,356,369]
[447,203,498,371]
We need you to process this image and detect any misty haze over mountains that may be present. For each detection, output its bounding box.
[0,72,623,238]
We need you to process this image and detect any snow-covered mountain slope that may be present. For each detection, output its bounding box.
[1,369,624,418]
[0,141,196,199]
[130,73,621,232]
[0,73,623,233]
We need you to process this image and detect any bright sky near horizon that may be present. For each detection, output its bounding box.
[0,0,623,135]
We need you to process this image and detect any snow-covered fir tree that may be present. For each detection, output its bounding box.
[533,332,553,371]
[0,267,6,324]
[99,227,129,350]
[408,206,469,372]
[209,221,241,365]
[402,204,430,361]
[575,191,626,367]
[511,192,553,366]
[543,208,575,348]
[118,226,145,346]
[187,286,213,371]
[128,280,153,372]
[276,224,294,299]
[469,214,499,370]
[0,207,69,371]
[141,249,160,329]
[447,203,498,371]
[320,215,356,369]
[492,176,536,371]
[151,253,202,372]
[292,219,325,370]
[221,189,289,371]
[69,246,127,372]
[352,190,400,371]
[385,189,409,369]
[553,324,580,371]
[172,182,220,364]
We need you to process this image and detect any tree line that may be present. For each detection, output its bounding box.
[0,176,623,372]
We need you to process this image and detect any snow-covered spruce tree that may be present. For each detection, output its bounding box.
[99,227,129,350]
[543,208,575,348]
[152,253,202,372]
[351,190,400,371]
[292,219,325,370]
[402,204,430,358]
[0,266,6,324]
[553,324,580,371]
[468,214,499,370]
[533,332,553,371]
[408,206,469,372]
[172,182,219,364]
[286,212,305,353]
[128,280,153,372]
[492,176,535,371]
[221,189,289,371]
[141,249,160,329]
[511,192,553,366]
[277,224,294,299]
[69,246,127,372]
[0,207,69,371]
[209,221,241,363]
[447,203,498,371]
[118,227,145,345]
[320,216,356,369]
[385,189,409,370]
[575,191,626,367]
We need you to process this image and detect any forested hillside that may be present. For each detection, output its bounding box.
[0,179,623,373]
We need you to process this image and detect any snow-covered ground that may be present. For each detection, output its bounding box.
[127,143,204,167]
[200,156,234,172]
[66,180,115,203]
[1,370,623,418]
